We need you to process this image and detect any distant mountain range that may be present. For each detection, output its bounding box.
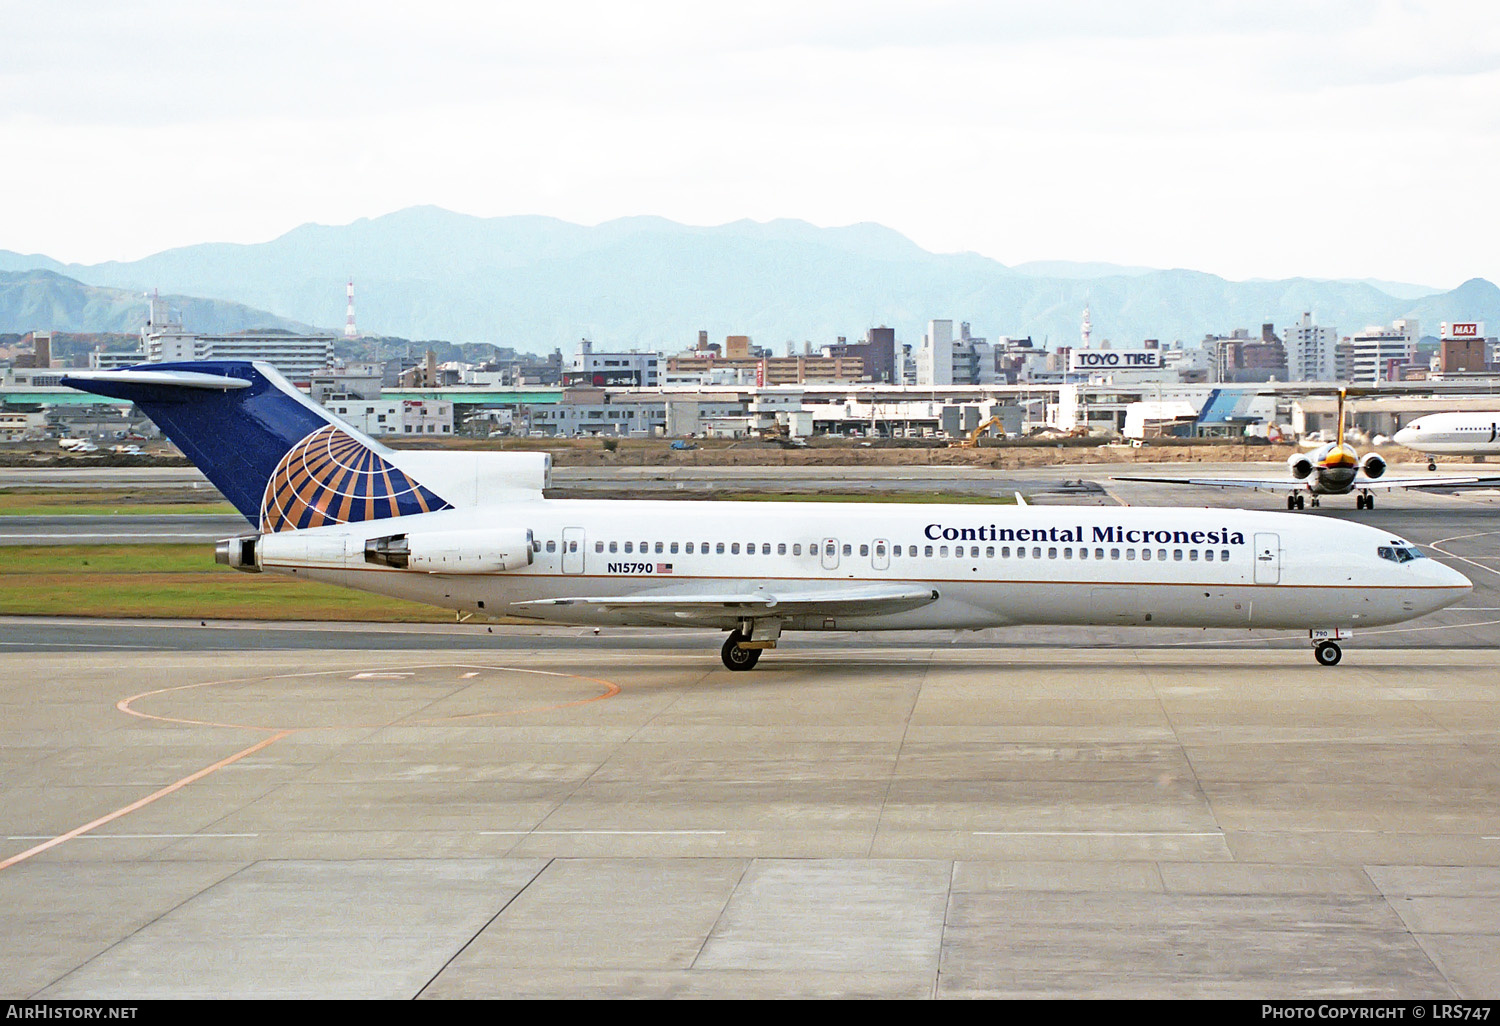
[2,207,1496,351]
[0,269,313,338]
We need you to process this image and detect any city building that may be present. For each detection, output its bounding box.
[322,398,454,436]
[1283,312,1338,382]
[1346,320,1417,385]
[141,295,334,383]
[566,338,660,387]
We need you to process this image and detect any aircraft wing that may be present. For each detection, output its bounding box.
[1111,475,1304,490]
[1359,476,1495,490]
[510,583,939,625]
[1112,474,1499,491]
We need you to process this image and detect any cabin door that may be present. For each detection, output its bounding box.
[1253,533,1280,585]
[872,538,890,571]
[821,537,840,570]
[562,527,585,574]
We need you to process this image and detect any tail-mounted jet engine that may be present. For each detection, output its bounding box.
[218,527,535,574]
[1358,453,1387,479]
[1287,453,1315,479]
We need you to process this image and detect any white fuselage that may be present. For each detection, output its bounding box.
[267,499,1470,633]
[1394,413,1500,456]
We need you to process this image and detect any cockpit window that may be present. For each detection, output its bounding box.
[1377,544,1425,563]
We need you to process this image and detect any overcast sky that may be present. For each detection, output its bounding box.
[3,0,1497,287]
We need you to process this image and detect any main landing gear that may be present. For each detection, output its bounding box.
[1287,493,1318,510]
[721,631,761,671]
[1355,491,1375,510]
[721,619,783,671]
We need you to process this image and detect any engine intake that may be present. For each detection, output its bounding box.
[1287,454,1315,480]
[1359,452,1387,480]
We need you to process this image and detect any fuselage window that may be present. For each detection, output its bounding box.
[568,541,577,553]
[624,541,634,553]
[533,539,542,552]
[825,541,837,559]
[685,542,694,554]
[939,545,949,557]
[716,542,725,554]
[1126,549,1136,560]
[1205,549,1214,561]
[762,543,771,555]
[656,542,664,554]
[986,546,995,558]
[1189,549,1198,561]
[925,545,933,557]
[1141,549,1151,561]
[1063,547,1072,559]
[1158,549,1167,561]
[546,540,556,553]
[1106,548,1116,560]
[970,546,979,558]
[731,543,740,555]
[892,545,901,557]
[778,543,787,555]
[860,544,869,557]
[609,541,618,553]
[1220,549,1230,562]
[1079,547,1088,560]
[875,542,886,558]
[1032,547,1041,559]
[793,544,802,556]
[1173,549,1183,561]
[1048,547,1058,559]
[842,543,852,557]
[1016,546,1025,559]
[595,541,604,553]
[671,542,679,554]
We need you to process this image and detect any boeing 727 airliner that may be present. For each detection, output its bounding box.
[62,362,1472,669]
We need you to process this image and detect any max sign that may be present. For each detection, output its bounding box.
[1069,349,1163,370]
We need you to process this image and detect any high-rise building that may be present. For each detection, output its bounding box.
[1346,320,1417,385]
[1283,312,1338,382]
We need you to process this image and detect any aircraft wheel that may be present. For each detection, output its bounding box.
[721,632,761,671]
[1429,461,1437,471]
[1295,494,1306,510]
[1314,641,1342,667]
[1287,495,1297,510]
[1365,494,1375,510]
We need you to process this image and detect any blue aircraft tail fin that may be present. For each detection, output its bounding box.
[61,361,452,532]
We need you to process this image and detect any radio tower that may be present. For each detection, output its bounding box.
[344,279,357,339]
[1081,303,1092,349]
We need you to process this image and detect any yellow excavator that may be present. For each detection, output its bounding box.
[955,415,1007,447]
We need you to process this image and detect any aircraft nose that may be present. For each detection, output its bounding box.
[1393,427,1416,448]
[1427,558,1472,597]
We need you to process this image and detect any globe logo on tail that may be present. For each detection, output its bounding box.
[260,425,451,533]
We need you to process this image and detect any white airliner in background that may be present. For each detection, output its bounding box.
[61,362,1472,670]
[1394,412,1500,469]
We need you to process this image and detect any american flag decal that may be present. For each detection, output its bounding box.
[657,563,674,574]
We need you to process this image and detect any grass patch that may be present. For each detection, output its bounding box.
[0,545,451,622]
[0,489,236,516]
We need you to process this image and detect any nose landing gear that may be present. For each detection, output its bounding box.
[1314,641,1342,666]
[1310,629,1349,666]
